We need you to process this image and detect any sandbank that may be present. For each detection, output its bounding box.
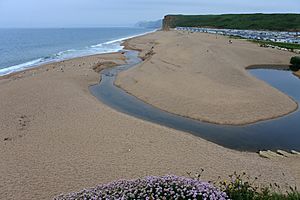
[116,31,298,125]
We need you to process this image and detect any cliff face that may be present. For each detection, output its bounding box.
[162,15,174,31]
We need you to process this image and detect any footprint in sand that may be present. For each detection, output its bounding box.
[4,115,32,142]
[18,114,30,131]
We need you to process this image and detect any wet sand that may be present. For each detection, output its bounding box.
[116,31,298,125]
[0,33,299,199]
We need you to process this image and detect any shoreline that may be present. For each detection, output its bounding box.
[0,52,125,81]
[1,31,300,199]
[0,29,156,78]
[1,31,298,127]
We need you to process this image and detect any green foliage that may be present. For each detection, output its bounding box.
[165,14,300,31]
[229,35,245,40]
[216,172,300,200]
[253,40,300,50]
[290,56,300,66]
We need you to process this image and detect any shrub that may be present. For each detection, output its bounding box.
[55,172,300,200]
[290,56,300,67]
[55,175,228,200]
[217,172,300,200]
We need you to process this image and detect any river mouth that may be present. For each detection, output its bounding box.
[90,50,300,152]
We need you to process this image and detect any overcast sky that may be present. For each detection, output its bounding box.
[0,0,299,28]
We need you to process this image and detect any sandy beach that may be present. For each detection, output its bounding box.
[294,70,300,78]
[117,31,298,125]
[0,32,300,199]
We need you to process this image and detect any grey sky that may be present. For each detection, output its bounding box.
[0,0,299,27]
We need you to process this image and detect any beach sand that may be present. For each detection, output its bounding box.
[294,70,300,78]
[116,31,298,125]
[0,32,299,200]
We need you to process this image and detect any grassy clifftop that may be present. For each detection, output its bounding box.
[163,14,300,31]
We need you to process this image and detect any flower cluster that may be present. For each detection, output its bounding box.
[55,175,228,200]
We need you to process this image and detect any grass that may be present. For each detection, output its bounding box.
[186,170,300,200]
[164,14,300,31]
[225,35,300,51]
[214,172,300,200]
[226,36,300,50]
[252,40,300,50]
[229,35,246,40]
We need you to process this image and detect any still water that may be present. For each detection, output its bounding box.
[90,51,300,152]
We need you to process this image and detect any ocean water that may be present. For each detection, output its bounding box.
[0,28,154,76]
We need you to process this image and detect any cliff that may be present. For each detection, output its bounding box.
[163,14,300,31]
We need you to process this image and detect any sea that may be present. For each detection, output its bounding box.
[0,27,154,76]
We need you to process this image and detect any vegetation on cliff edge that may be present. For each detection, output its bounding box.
[163,14,300,31]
